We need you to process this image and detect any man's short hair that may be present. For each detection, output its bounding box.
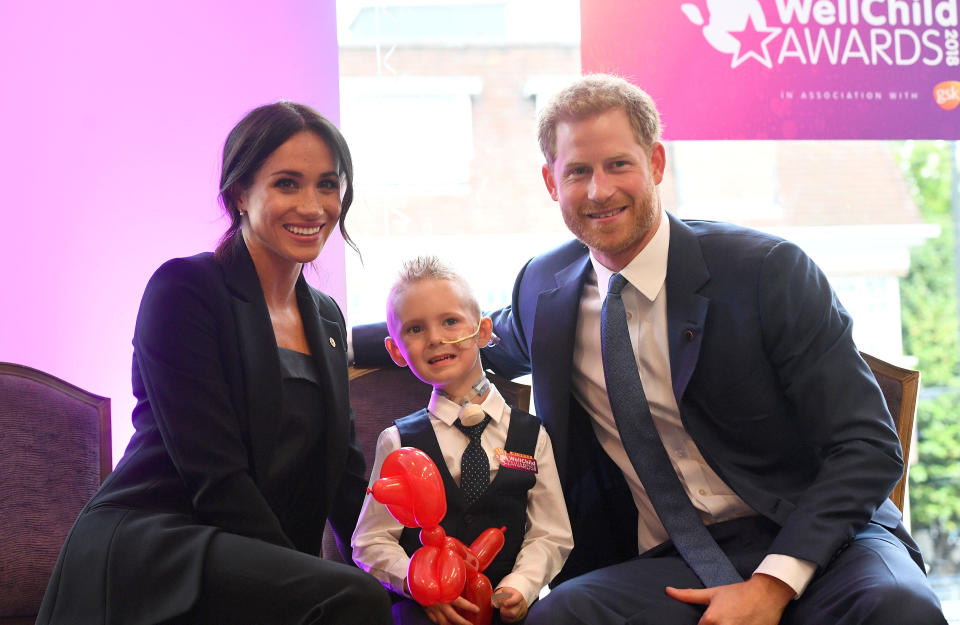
[537,73,662,166]
[387,255,482,322]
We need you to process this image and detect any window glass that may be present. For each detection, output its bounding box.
[338,0,580,325]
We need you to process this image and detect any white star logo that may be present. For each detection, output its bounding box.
[728,11,782,68]
[682,0,782,69]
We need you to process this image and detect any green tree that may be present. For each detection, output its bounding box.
[897,140,960,573]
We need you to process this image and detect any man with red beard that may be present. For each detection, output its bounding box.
[481,74,944,625]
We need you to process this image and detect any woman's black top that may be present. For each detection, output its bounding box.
[273,347,327,551]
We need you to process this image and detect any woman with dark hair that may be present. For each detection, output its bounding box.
[37,102,393,625]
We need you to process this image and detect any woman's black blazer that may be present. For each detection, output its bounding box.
[37,241,367,625]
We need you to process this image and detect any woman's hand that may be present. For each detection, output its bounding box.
[492,586,528,623]
[423,596,479,625]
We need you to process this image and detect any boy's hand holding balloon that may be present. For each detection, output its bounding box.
[367,447,507,625]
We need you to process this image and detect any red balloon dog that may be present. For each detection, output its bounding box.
[368,447,506,625]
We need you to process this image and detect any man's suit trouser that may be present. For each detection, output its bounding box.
[526,516,946,625]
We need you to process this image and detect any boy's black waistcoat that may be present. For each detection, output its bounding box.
[396,408,540,589]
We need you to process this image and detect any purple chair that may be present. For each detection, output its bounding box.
[0,363,111,625]
[860,352,920,513]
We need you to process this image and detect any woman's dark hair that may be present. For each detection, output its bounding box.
[215,101,357,260]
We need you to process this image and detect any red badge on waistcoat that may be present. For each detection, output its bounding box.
[494,448,537,474]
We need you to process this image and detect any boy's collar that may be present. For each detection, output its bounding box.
[429,383,507,426]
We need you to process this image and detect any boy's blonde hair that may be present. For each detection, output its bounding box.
[387,255,482,322]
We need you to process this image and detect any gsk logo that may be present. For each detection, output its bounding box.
[934,80,960,109]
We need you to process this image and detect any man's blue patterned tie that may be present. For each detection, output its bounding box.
[601,272,741,587]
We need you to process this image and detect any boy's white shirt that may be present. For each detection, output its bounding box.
[351,383,574,608]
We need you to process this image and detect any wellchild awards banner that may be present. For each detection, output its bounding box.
[581,0,960,139]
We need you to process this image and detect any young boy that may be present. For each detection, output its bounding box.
[352,256,573,625]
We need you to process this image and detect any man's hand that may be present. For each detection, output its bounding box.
[492,586,528,623]
[665,573,794,625]
[422,596,480,625]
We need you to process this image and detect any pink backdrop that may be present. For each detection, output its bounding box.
[0,0,346,463]
[582,0,960,139]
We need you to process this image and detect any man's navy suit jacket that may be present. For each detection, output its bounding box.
[480,212,906,583]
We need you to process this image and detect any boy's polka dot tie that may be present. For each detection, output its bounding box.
[455,414,492,507]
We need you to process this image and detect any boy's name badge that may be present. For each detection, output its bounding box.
[495,448,537,474]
